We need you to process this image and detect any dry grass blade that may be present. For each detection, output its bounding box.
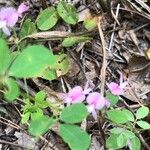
[124,0,150,19]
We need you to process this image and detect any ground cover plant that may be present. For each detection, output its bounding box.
[0,0,150,150]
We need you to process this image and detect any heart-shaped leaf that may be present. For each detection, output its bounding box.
[60,103,88,123]
[57,1,78,25]
[37,7,58,30]
[59,124,90,150]
[29,115,56,136]
[8,45,56,78]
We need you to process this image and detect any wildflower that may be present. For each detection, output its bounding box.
[60,83,92,105]
[17,3,29,17]
[62,86,87,105]
[0,2,29,35]
[86,92,110,118]
[107,73,128,96]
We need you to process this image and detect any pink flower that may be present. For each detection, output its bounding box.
[61,85,92,105]
[64,86,86,105]
[86,92,110,118]
[0,2,29,35]
[17,3,29,17]
[107,73,128,95]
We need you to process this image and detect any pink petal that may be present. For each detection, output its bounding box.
[86,92,106,110]
[120,81,128,88]
[107,82,124,95]
[0,7,18,27]
[17,3,29,17]
[71,94,85,103]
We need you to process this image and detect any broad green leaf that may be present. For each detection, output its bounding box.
[20,19,37,38]
[41,69,57,80]
[0,38,10,75]
[57,1,78,25]
[106,109,130,124]
[8,45,56,78]
[110,128,125,134]
[122,109,134,122]
[29,115,56,136]
[31,110,43,121]
[84,18,97,30]
[122,130,135,139]
[62,36,91,47]
[106,134,125,149]
[41,54,70,80]
[106,92,119,106]
[117,134,127,148]
[59,124,90,150]
[60,103,88,123]
[136,120,150,129]
[130,136,141,150]
[37,7,58,30]
[110,128,135,139]
[4,78,20,101]
[136,106,149,119]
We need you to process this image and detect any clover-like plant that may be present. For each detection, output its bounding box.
[0,38,69,101]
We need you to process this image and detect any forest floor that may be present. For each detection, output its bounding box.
[0,0,150,150]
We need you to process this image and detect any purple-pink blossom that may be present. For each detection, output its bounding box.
[86,92,110,118]
[63,86,91,105]
[107,73,128,95]
[0,2,29,35]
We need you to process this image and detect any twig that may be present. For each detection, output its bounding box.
[97,16,107,96]
[97,16,107,150]
[0,139,31,149]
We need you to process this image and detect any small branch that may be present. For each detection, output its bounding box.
[97,16,107,150]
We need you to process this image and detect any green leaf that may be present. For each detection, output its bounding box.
[29,115,56,136]
[0,38,10,75]
[37,7,58,30]
[41,54,70,80]
[130,136,141,150]
[31,110,43,121]
[4,78,20,101]
[54,54,70,76]
[8,45,56,78]
[57,1,78,25]
[117,134,127,148]
[59,124,90,150]
[136,106,149,119]
[35,91,46,102]
[41,69,57,80]
[106,109,130,124]
[110,128,125,134]
[20,19,37,38]
[62,36,91,47]
[106,92,119,106]
[60,103,88,123]
[21,112,30,124]
[106,134,125,149]
[84,18,97,30]
[136,120,150,129]
[122,109,134,122]
[122,130,135,139]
